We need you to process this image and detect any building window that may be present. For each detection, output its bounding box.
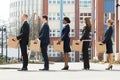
[72,58,74,61]
[53,17,55,20]
[80,17,83,21]
[84,13,87,16]
[49,54,51,57]
[63,0,66,4]
[53,34,55,37]
[80,1,84,4]
[72,54,74,56]
[49,46,51,48]
[71,29,74,32]
[49,1,52,4]
[50,34,52,37]
[84,4,88,7]
[71,1,74,4]
[49,17,52,20]
[57,54,60,57]
[57,13,59,16]
[63,13,66,16]
[88,1,92,4]
[53,0,56,4]
[57,1,60,4]
[49,50,51,52]
[53,54,55,57]
[88,13,91,16]
[80,13,83,16]
[84,1,87,4]
[67,1,70,4]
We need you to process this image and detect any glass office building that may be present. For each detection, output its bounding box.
[10,0,43,36]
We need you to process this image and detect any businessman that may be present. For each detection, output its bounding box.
[14,14,30,71]
[35,15,50,71]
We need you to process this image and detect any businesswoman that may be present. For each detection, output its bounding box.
[80,18,91,70]
[58,17,71,70]
[102,19,114,70]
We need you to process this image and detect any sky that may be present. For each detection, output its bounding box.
[0,0,10,21]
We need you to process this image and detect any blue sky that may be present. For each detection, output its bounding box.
[0,0,10,21]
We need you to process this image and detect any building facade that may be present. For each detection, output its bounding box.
[10,0,43,38]
[9,0,92,62]
[47,0,92,62]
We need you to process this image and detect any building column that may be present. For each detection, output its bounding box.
[24,0,26,13]
[96,0,104,41]
[28,0,30,17]
[75,0,80,62]
[92,0,95,59]
[115,0,119,53]
[36,0,38,16]
[31,0,34,39]
[43,0,48,15]
[115,0,119,61]
[96,0,104,61]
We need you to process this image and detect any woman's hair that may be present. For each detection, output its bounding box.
[23,14,28,18]
[107,19,114,25]
[84,17,91,29]
[64,17,71,23]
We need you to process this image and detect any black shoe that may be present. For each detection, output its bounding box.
[39,68,49,71]
[62,66,69,70]
[82,68,90,70]
[18,68,28,71]
[106,65,113,70]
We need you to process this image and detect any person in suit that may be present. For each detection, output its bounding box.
[13,14,30,71]
[35,15,50,71]
[80,18,91,70]
[58,17,71,70]
[101,19,114,70]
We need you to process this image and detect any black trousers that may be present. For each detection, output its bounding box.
[41,43,49,69]
[82,41,90,69]
[20,43,28,68]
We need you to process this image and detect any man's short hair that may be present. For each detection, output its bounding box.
[42,15,48,20]
[23,14,28,18]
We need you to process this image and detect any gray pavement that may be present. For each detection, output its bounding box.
[0,62,120,80]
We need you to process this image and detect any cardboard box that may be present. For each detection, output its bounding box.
[7,36,19,49]
[116,53,120,61]
[96,41,106,53]
[72,40,83,52]
[30,40,40,52]
[53,41,63,52]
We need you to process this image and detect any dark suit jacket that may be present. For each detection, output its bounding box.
[80,26,91,40]
[39,23,50,45]
[61,24,70,41]
[102,26,113,44]
[17,21,30,45]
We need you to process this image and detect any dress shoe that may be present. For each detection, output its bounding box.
[18,68,28,71]
[106,65,113,70]
[62,66,69,70]
[39,68,49,71]
[82,68,90,70]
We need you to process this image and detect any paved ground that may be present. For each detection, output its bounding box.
[0,62,120,80]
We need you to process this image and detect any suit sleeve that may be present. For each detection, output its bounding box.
[17,23,29,40]
[102,28,113,44]
[80,27,89,40]
[61,26,70,41]
[39,25,49,41]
